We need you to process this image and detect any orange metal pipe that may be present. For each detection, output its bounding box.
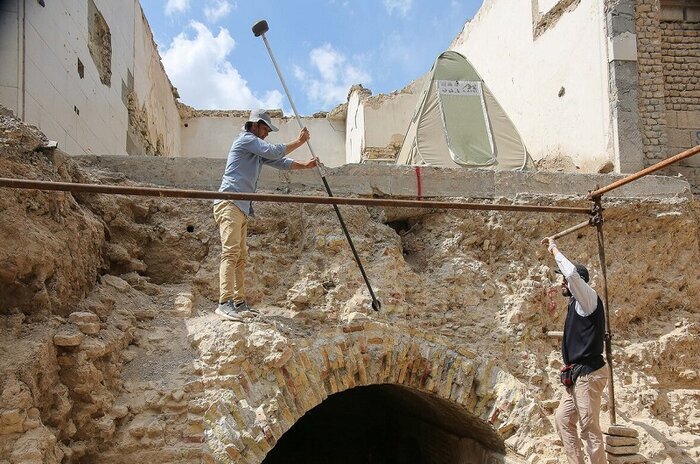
[587,145,700,199]
[0,177,592,215]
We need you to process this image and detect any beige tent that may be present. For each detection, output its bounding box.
[396,51,532,170]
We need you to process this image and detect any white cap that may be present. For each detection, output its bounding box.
[247,109,278,131]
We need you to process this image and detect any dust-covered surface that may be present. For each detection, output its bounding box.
[1,112,699,463]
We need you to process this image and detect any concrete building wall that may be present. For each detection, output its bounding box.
[180,114,347,167]
[0,0,180,157]
[0,1,21,113]
[451,0,612,170]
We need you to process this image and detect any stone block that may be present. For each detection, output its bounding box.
[665,110,678,127]
[687,8,700,22]
[174,293,194,317]
[606,443,640,455]
[667,128,692,147]
[605,453,647,463]
[101,274,130,292]
[676,110,696,128]
[76,322,100,335]
[604,425,639,438]
[68,311,99,325]
[53,329,84,347]
[686,111,700,128]
[605,435,639,447]
[80,338,107,358]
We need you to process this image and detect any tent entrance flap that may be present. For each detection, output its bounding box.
[437,80,495,167]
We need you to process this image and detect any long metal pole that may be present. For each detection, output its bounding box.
[549,219,592,241]
[256,32,383,311]
[587,145,700,199]
[0,177,593,214]
[593,198,617,425]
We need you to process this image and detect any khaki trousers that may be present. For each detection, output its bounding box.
[555,366,608,464]
[213,201,248,304]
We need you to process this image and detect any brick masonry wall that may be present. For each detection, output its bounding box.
[636,1,700,194]
[199,323,543,464]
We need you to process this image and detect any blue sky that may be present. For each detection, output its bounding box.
[140,0,483,115]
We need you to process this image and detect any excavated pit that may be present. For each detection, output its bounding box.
[1,112,699,464]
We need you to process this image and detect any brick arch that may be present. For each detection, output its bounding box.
[203,322,542,463]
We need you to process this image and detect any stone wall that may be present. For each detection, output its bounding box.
[636,0,700,193]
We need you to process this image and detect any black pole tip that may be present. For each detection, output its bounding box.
[252,20,269,37]
[371,299,381,312]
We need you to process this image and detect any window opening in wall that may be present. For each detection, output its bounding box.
[77,59,84,79]
[87,0,112,87]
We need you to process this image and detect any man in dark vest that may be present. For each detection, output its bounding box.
[543,237,608,464]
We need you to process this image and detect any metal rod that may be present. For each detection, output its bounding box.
[549,219,592,241]
[593,197,617,425]
[256,29,381,311]
[587,144,700,199]
[261,38,311,149]
[0,177,593,214]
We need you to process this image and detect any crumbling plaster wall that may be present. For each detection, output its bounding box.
[129,7,181,157]
[451,0,612,170]
[345,88,368,164]
[0,0,180,157]
[179,112,347,167]
[346,79,426,163]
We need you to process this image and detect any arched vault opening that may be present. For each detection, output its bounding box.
[262,383,506,464]
[203,324,545,463]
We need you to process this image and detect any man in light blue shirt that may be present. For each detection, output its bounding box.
[214,109,317,321]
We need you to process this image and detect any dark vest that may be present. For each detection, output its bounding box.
[562,296,605,374]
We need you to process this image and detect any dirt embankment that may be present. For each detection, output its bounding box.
[1,111,699,463]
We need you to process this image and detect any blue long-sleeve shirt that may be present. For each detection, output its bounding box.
[216,131,293,216]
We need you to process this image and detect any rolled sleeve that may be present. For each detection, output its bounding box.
[263,157,294,170]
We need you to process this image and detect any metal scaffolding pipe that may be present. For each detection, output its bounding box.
[549,219,593,241]
[587,145,700,199]
[593,198,617,425]
[0,177,592,215]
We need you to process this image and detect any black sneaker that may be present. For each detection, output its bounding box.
[215,300,245,321]
[234,301,260,316]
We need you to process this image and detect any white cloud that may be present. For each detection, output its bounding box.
[165,0,190,16]
[204,0,234,23]
[296,44,371,109]
[160,22,283,110]
[383,0,413,16]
